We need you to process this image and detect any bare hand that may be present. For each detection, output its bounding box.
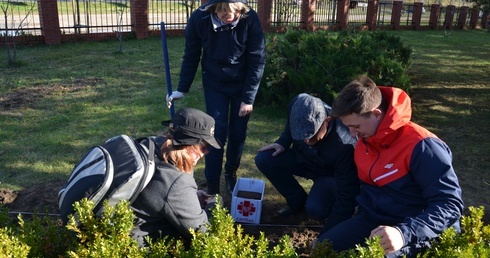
[239,102,253,117]
[370,226,404,255]
[258,143,285,157]
[197,190,214,208]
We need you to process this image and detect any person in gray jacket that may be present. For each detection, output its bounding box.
[130,108,222,246]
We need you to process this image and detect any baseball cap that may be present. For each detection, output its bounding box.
[289,93,328,140]
[167,108,221,149]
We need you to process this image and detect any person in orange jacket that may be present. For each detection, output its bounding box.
[316,76,464,257]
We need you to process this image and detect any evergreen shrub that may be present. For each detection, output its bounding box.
[0,203,489,257]
[259,29,412,107]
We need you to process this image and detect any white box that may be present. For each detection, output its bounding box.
[231,178,265,224]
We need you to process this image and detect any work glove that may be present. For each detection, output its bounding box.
[166,91,185,108]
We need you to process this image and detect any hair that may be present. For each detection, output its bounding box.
[201,2,250,17]
[160,138,205,174]
[331,75,387,118]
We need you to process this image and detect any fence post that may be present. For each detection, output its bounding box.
[257,0,273,32]
[444,5,455,31]
[300,0,316,31]
[469,8,479,28]
[482,12,489,29]
[130,0,149,39]
[411,2,423,30]
[366,0,379,30]
[37,0,61,45]
[428,4,439,29]
[391,1,402,30]
[458,6,469,29]
[336,0,349,29]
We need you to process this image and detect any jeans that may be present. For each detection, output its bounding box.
[255,149,337,220]
[203,86,250,188]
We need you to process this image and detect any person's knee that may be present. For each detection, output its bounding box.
[305,202,329,220]
[254,151,271,173]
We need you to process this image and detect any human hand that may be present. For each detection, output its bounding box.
[197,190,214,208]
[238,102,253,117]
[257,143,285,157]
[370,225,404,255]
[165,91,185,108]
[205,194,222,206]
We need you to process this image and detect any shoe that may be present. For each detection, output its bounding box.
[278,206,304,217]
[224,170,237,195]
[207,181,220,195]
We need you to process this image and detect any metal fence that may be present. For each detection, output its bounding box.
[0,0,41,36]
[0,0,484,39]
[57,0,131,34]
[314,0,337,26]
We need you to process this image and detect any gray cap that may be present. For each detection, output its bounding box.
[290,93,327,140]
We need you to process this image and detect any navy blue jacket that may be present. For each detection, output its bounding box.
[177,6,266,105]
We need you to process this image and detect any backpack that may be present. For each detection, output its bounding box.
[58,134,156,223]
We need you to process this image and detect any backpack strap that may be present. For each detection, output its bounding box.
[130,137,156,204]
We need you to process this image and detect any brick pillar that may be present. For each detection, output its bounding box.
[469,8,479,29]
[428,4,440,29]
[481,12,488,29]
[411,2,423,30]
[337,0,350,29]
[37,0,61,45]
[300,0,316,31]
[391,1,403,30]
[366,0,379,30]
[458,6,468,29]
[444,5,455,31]
[257,0,272,32]
[131,0,149,39]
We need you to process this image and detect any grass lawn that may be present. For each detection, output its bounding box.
[0,29,489,217]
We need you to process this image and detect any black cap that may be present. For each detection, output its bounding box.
[167,108,221,149]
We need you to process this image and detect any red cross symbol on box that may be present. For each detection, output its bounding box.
[237,200,256,217]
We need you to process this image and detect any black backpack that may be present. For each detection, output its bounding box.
[58,134,156,223]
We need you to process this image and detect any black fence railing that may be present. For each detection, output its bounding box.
[314,0,337,26]
[56,0,131,34]
[0,0,486,44]
[0,0,41,36]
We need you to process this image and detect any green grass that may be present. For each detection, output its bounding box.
[0,30,489,213]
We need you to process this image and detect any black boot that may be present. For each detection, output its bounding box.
[207,180,220,195]
[224,170,237,195]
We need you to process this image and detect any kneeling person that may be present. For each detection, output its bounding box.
[255,93,359,232]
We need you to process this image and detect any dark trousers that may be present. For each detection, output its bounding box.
[317,212,428,257]
[255,149,337,220]
[203,86,250,186]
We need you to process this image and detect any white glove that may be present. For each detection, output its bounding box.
[166,91,185,108]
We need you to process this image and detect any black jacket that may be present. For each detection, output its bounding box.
[276,95,360,231]
[177,6,266,105]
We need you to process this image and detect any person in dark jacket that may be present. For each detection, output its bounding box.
[254,93,360,233]
[130,108,222,247]
[166,0,266,195]
[316,76,464,257]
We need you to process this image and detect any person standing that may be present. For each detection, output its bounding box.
[166,0,266,195]
[255,93,359,233]
[316,76,464,257]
